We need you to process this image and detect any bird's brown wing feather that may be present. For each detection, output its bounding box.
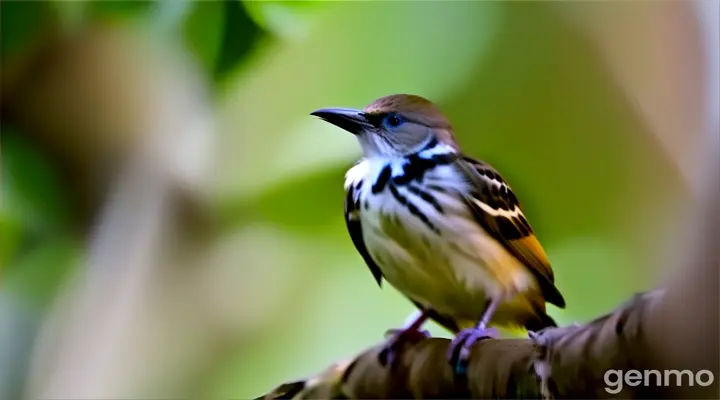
[455,156,566,309]
[345,183,384,287]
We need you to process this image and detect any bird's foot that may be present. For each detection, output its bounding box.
[447,326,499,375]
[378,327,431,367]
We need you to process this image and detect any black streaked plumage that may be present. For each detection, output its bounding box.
[372,165,392,194]
[388,183,439,234]
[344,183,384,287]
[406,184,444,214]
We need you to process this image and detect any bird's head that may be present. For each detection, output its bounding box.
[311,94,458,158]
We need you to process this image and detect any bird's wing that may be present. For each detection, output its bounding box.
[454,156,566,308]
[345,183,384,287]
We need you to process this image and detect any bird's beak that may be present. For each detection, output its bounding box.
[310,108,372,135]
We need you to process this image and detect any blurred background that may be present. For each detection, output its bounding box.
[1,1,717,398]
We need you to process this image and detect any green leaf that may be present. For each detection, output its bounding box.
[242,0,322,39]
[214,0,263,79]
[183,1,225,75]
[0,0,53,58]
[1,129,75,233]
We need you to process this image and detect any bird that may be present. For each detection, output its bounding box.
[310,94,566,373]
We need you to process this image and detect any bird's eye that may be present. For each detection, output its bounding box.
[383,113,405,129]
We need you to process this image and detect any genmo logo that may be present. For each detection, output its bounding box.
[604,369,715,394]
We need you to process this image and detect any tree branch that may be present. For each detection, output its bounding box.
[258,290,670,399]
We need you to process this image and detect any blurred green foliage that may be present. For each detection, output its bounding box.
[2,129,75,234]
[0,1,684,398]
[0,1,52,58]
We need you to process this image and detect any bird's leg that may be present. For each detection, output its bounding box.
[447,298,501,375]
[384,309,432,339]
[378,310,431,366]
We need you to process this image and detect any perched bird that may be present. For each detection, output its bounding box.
[310,94,566,373]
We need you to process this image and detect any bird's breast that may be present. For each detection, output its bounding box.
[351,159,491,313]
[345,155,543,324]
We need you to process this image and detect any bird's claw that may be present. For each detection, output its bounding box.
[378,328,431,366]
[447,326,499,375]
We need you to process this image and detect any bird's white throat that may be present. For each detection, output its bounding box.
[344,142,458,193]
